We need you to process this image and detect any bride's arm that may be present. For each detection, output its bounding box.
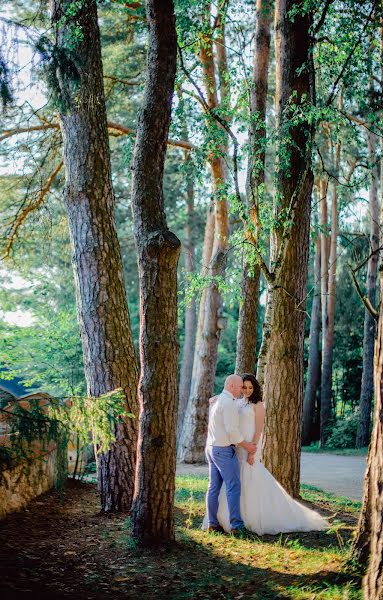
[252,402,265,447]
[247,402,265,465]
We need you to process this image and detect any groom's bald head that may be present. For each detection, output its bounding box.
[224,374,243,399]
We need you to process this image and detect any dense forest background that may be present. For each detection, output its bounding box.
[2,0,383,594]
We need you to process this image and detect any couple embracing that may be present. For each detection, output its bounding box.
[204,373,328,536]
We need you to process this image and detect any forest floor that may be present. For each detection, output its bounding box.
[0,476,362,600]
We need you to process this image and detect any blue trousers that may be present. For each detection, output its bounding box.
[206,445,243,529]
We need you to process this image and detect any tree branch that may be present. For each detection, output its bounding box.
[2,161,63,259]
[326,1,377,107]
[350,266,379,321]
[314,0,335,34]
[103,75,143,87]
[1,121,193,151]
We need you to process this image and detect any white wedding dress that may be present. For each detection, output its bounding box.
[204,399,328,535]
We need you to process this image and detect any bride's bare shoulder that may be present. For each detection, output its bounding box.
[253,401,265,415]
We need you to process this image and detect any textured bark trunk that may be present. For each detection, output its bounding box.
[320,145,339,447]
[178,6,230,463]
[361,269,383,598]
[302,231,321,445]
[256,281,274,387]
[356,129,379,448]
[262,0,314,497]
[353,34,383,578]
[236,0,273,376]
[353,457,372,568]
[194,208,215,350]
[320,176,338,446]
[130,0,180,544]
[317,177,328,438]
[50,0,139,512]
[236,264,261,374]
[177,149,197,443]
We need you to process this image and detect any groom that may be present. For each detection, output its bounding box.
[206,374,256,535]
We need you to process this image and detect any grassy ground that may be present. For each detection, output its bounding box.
[174,475,361,599]
[0,475,362,600]
[302,444,368,457]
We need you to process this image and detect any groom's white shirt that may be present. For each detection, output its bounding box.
[206,390,244,447]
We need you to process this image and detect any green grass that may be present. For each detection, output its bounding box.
[170,475,361,599]
[301,484,362,514]
[302,444,368,457]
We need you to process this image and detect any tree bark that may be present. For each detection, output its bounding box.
[236,263,261,374]
[130,0,180,544]
[318,176,328,436]
[360,268,383,598]
[353,457,372,568]
[320,143,340,447]
[187,207,215,406]
[177,148,197,443]
[302,227,321,446]
[236,0,273,376]
[50,0,139,512]
[353,30,383,578]
[178,6,230,463]
[262,0,314,497]
[256,281,274,387]
[356,128,379,448]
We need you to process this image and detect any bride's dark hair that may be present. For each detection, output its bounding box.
[242,373,262,404]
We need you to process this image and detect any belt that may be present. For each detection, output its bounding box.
[229,444,235,447]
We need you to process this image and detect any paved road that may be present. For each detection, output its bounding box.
[300,452,366,501]
[176,452,367,501]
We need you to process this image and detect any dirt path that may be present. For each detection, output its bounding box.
[177,452,366,501]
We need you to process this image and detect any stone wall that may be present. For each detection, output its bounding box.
[0,444,57,518]
[0,397,59,519]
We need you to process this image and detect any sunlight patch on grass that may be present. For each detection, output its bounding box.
[301,484,361,514]
[174,474,361,599]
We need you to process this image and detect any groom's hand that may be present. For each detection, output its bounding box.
[247,453,255,466]
[240,441,257,454]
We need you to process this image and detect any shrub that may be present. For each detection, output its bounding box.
[326,412,359,449]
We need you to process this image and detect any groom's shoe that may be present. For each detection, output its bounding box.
[207,525,226,534]
[230,526,250,538]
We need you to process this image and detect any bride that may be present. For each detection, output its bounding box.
[204,373,328,535]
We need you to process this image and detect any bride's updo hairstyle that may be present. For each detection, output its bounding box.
[242,373,262,404]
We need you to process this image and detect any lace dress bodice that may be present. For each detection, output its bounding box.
[236,399,262,462]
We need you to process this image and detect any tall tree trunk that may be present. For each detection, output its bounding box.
[262,0,314,497]
[236,264,261,374]
[353,457,373,568]
[50,0,139,512]
[360,268,383,598]
[177,145,197,443]
[302,226,321,446]
[178,6,229,463]
[130,0,180,544]
[256,279,274,387]
[320,143,340,447]
[356,128,379,448]
[193,206,215,353]
[318,176,329,437]
[353,30,383,573]
[236,0,273,375]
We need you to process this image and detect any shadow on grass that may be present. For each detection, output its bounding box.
[0,479,361,600]
[114,510,360,600]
